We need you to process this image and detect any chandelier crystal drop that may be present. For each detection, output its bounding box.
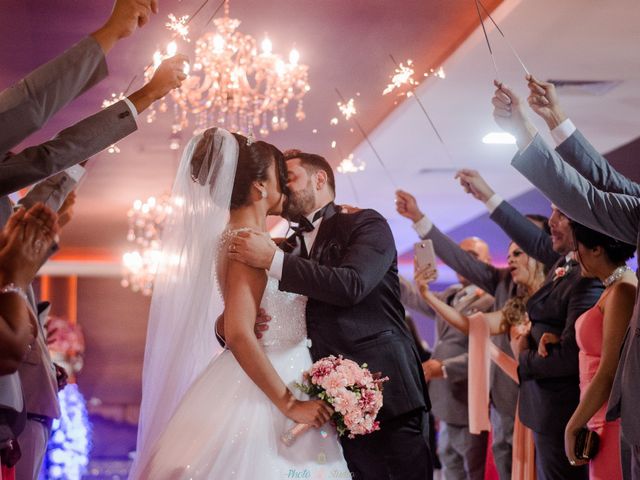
[146,0,310,145]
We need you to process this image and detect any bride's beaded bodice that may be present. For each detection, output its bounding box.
[218,229,308,348]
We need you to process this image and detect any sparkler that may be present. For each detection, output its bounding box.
[337,98,357,121]
[474,0,499,79]
[337,153,366,174]
[335,88,397,188]
[121,0,226,98]
[336,148,364,205]
[387,55,455,166]
[166,13,191,42]
[476,0,530,75]
[382,59,418,96]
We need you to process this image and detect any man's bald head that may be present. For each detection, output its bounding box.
[459,237,491,264]
[455,237,491,286]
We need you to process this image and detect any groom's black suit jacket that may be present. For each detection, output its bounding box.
[280,202,430,421]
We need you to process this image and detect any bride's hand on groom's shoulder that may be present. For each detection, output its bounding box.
[228,230,277,269]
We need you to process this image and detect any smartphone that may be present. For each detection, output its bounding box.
[414,240,436,271]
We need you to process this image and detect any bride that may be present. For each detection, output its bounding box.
[128,128,349,479]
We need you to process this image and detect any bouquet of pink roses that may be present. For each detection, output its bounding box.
[281,355,388,446]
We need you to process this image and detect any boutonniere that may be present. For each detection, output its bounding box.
[553,263,572,281]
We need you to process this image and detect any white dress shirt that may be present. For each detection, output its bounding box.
[268,207,325,281]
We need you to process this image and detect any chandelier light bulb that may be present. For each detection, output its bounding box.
[261,36,273,55]
[289,48,300,65]
[213,34,225,53]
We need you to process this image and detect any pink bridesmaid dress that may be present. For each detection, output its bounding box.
[575,302,623,480]
[468,313,535,480]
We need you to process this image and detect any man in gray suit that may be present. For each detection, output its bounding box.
[400,237,494,480]
[396,191,545,480]
[0,1,187,476]
[492,79,640,478]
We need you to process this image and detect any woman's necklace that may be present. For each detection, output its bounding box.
[603,265,632,287]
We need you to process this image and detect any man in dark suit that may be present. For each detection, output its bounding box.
[454,169,603,480]
[229,150,432,480]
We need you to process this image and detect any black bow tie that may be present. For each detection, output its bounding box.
[291,215,315,236]
[290,206,328,236]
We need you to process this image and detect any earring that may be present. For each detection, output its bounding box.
[261,190,267,199]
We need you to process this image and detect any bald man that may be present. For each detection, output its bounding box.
[400,237,494,480]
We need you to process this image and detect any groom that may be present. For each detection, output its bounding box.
[229,150,433,480]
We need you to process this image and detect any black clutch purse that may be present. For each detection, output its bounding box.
[575,427,600,460]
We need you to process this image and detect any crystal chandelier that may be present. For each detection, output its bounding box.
[146,0,311,147]
[121,195,171,295]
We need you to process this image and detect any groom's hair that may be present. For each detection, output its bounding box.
[284,149,335,197]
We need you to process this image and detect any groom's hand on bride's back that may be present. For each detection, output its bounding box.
[228,230,277,269]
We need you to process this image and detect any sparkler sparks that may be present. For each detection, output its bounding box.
[337,98,356,120]
[383,59,418,95]
[427,66,446,79]
[337,154,366,174]
[166,13,191,42]
[330,117,339,126]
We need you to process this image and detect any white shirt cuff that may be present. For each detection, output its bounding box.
[485,194,503,214]
[412,215,433,239]
[65,164,86,183]
[551,118,576,146]
[122,97,139,120]
[268,249,284,281]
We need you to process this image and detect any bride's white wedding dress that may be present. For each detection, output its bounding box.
[137,230,349,479]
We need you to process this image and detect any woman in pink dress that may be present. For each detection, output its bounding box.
[538,222,636,479]
[414,241,546,480]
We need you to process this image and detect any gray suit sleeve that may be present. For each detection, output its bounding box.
[399,275,436,318]
[0,100,137,196]
[426,224,502,296]
[512,134,640,245]
[490,200,560,271]
[0,37,108,157]
[557,130,640,196]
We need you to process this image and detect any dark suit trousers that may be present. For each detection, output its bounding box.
[533,430,587,480]
[340,408,433,480]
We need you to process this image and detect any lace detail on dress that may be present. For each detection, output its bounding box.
[218,228,308,349]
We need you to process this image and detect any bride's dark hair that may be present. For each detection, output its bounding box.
[189,129,288,210]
